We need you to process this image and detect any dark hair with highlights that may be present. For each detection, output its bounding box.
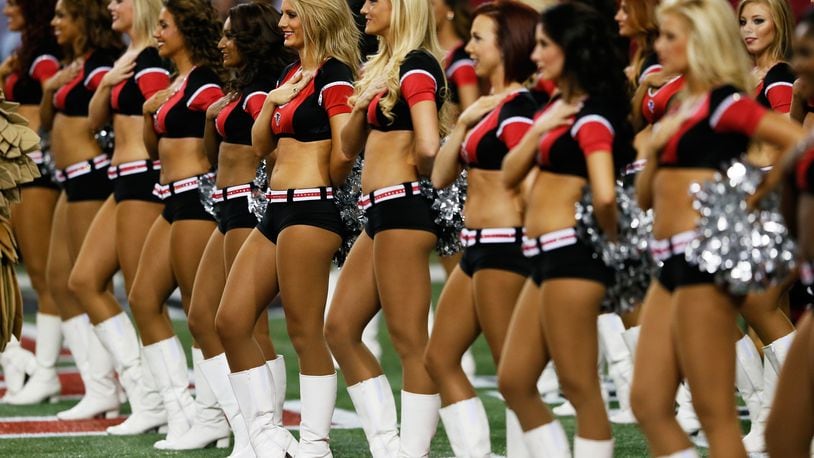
[61,0,124,60]
[226,1,294,92]
[163,0,224,77]
[472,0,537,85]
[10,0,60,77]
[540,2,630,116]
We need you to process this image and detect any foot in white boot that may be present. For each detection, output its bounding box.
[362,312,383,362]
[461,349,477,379]
[574,436,613,458]
[200,353,255,458]
[0,336,35,401]
[597,314,635,425]
[439,397,490,458]
[267,356,287,427]
[347,375,399,458]
[229,364,298,458]
[506,409,530,458]
[734,335,765,452]
[675,382,700,435]
[57,315,120,420]
[94,313,167,435]
[399,391,440,458]
[655,447,700,458]
[6,313,62,405]
[553,400,576,417]
[621,326,640,359]
[143,336,197,446]
[522,420,571,458]
[156,348,230,450]
[299,373,337,457]
[538,363,561,405]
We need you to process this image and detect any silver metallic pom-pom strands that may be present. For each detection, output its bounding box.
[427,170,467,257]
[332,156,365,267]
[249,160,269,221]
[686,160,796,295]
[198,171,219,221]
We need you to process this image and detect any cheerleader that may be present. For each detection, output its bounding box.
[214,0,359,455]
[433,0,479,116]
[37,0,124,420]
[424,2,537,455]
[499,3,634,456]
[0,0,61,405]
[323,0,445,455]
[128,0,224,448]
[184,2,292,454]
[630,0,803,455]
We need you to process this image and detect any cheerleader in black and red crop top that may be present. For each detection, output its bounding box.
[498,4,634,455]
[126,0,228,449]
[629,2,806,456]
[423,2,538,454]
[434,0,479,115]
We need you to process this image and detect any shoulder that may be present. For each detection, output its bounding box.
[317,58,354,84]
[189,66,222,87]
[244,77,275,95]
[400,50,443,78]
[764,62,795,87]
[501,90,538,118]
[86,49,117,69]
[135,47,165,67]
[709,84,745,108]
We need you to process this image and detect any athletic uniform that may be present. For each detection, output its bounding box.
[443,43,477,107]
[755,62,794,113]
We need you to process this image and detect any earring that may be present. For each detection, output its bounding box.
[446,11,455,20]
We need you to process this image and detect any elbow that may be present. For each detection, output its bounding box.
[88,116,104,133]
[415,140,439,164]
[593,194,617,216]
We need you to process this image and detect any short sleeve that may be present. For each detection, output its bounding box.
[762,64,795,114]
[187,68,223,112]
[242,90,267,119]
[571,113,614,155]
[318,60,354,117]
[29,54,60,83]
[447,58,478,88]
[709,87,766,135]
[496,95,537,150]
[135,48,171,99]
[400,52,442,108]
[84,65,111,91]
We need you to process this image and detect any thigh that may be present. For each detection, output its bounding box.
[427,266,478,361]
[11,187,59,273]
[498,279,548,385]
[71,196,119,289]
[65,199,106,260]
[130,216,176,312]
[47,193,81,317]
[169,219,218,305]
[472,268,527,364]
[223,227,253,273]
[189,230,226,319]
[115,200,163,292]
[325,233,380,341]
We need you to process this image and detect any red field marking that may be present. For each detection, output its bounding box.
[0,417,125,435]
[19,335,72,357]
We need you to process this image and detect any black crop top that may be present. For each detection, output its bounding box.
[755,62,794,114]
[152,66,223,139]
[4,46,60,105]
[53,49,117,117]
[460,89,536,170]
[444,43,477,106]
[658,85,766,170]
[367,50,446,132]
[111,47,170,116]
[271,58,354,142]
[536,95,634,178]
[216,79,273,145]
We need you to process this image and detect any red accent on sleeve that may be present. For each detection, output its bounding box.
[30,56,59,83]
[4,73,18,101]
[136,70,171,100]
[243,92,266,120]
[449,63,478,88]
[188,84,224,112]
[765,82,793,113]
[498,119,533,150]
[401,70,437,107]
[574,119,614,155]
[321,83,353,117]
[84,67,109,91]
[712,95,766,135]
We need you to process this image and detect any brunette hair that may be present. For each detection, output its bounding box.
[622,0,660,86]
[443,0,473,42]
[60,0,124,60]
[163,0,224,75]
[10,0,60,76]
[472,0,537,85]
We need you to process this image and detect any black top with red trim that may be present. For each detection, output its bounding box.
[111,47,170,116]
[367,50,446,132]
[531,77,556,106]
[216,78,274,145]
[460,89,537,170]
[658,85,766,170]
[4,45,60,105]
[152,66,223,139]
[444,43,477,106]
[536,95,634,178]
[642,74,684,125]
[796,147,814,194]
[53,49,118,117]
[755,62,795,113]
[637,52,662,86]
[271,58,354,142]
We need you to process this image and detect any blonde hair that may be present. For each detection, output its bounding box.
[625,0,660,86]
[351,0,444,124]
[658,0,753,92]
[290,0,360,76]
[737,0,794,63]
[132,0,162,45]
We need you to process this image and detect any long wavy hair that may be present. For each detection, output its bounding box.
[351,0,444,125]
[132,0,163,45]
[60,0,124,60]
[623,0,660,86]
[737,0,794,63]
[288,0,360,75]
[226,1,295,92]
[11,0,60,76]
[162,0,224,77]
[658,0,753,92]
[540,2,629,115]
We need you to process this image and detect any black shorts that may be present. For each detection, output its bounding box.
[110,161,162,203]
[64,167,113,202]
[20,170,60,191]
[216,195,258,234]
[257,190,343,244]
[364,194,437,238]
[525,230,612,286]
[657,254,716,292]
[458,228,531,277]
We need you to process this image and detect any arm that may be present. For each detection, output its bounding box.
[586,152,618,241]
[634,151,658,210]
[203,95,232,166]
[328,112,354,186]
[410,100,441,177]
[251,97,279,159]
[747,112,805,206]
[340,106,370,161]
[457,83,480,111]
[142,112,159,160]
[39,86,57,133]
[88,58,135,131]
[431,122,465,188]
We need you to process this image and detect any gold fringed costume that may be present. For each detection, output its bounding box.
[0,90,41,351]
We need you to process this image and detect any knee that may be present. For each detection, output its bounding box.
[324,316,358,353]
[630,383,670,426]
[286,321,325,355]
[557,369,598,407]
[187,308,213,341]
[67,268,100,298]
[387,326,427,360]
[214,307,252,344]
[497,364,534,407]
[423,344,454,381]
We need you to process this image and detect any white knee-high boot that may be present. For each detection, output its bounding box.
[267,355,287,427]
[0,335,35,401]
[399,391,440,458]
[142,336,197,446]
[597,313,635,424]
[439,397,491,457]
[574,436,613,458]
[506,408,530,458]
[735,335,765,452]
[522,420,571,458]
[347,374,400,457]
[675,381,700,435]
[298,373,337,457]
[199,353,255,457]
[7,313,63,405]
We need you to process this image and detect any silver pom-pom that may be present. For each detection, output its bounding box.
[420,171,467,257]
[198,172,220,221]
[575,181,657,314]
[249,160,269,221]
[95,126,115,156]
[332,157,365,267]
[685,160,796,295]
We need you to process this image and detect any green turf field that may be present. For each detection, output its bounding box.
[0,282,725,457]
